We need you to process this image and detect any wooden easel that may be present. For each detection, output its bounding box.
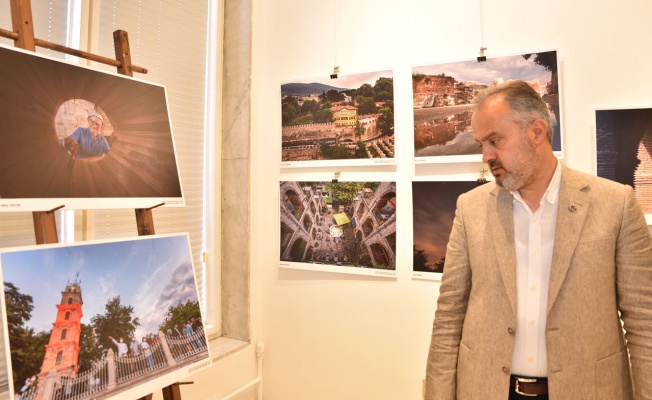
[1,0,187,398]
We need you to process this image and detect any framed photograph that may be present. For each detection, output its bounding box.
[412,50,562,163]
[0,43,184,212]
[280,181,397,277]
[595,107,652,224]
[280,70,396,168]
[412,180,478,280]
[0,233,210,400]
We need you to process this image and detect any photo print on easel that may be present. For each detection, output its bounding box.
[280,70,396,168]
[280,181,397,277]
[595,107,652,223]
[412,50,562,164]
[0,234,210,400]
[0,43,184,212]
[412,181,477,280]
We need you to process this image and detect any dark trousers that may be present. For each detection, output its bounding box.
[509,392,549,400]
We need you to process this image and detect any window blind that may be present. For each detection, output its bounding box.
[92,0,210,310]
[0,2,69,250]
[0,2,70,395]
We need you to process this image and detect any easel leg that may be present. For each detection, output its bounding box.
[162,383,182,400]
[32,211,59,244]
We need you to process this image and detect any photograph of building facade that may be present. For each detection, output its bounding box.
[412,50,561,160]
[280,181,396,272]
[280,70,395,165]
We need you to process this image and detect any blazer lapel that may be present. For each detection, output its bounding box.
[489,186,518,318]
[547,166,590,315]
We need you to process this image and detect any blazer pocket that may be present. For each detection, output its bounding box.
[457,343,476,400]
[595,349,633,400]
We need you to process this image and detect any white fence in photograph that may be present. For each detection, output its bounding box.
[17,330,207,400]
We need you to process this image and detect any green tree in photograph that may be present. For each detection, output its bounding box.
[357,97,377,115]
[343,88,357,104]
[91,296,140,354]
[77,323,102,372]
[413,246,431,272]
[354,120,365,141]
[282,102,299,126]
[300,99,320,116]
[313,108,334,123]
[159,299,201,334]
[324,182,364,204]
[432,256,446,273]
[11,329,50,390]
[4,282,33,334]
[324,89,344,103]
[412,73,426,83]
[373,77,394,102]
[354,141,368,158]
[363,182,379,192]
[3,282,50,390]
[320,144,354,160]
[357,83,374,98]
[522,52,557,93]
[377,106,394,136]
[289,115,313,126]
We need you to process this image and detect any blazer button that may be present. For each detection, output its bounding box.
[502,366,510,374]
[507,327,515,335]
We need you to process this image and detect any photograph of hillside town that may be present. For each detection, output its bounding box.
[412,181,477,277]
[596,107,652,215]
[0,234,209,400]
[280,181,396,274]
[281,70,395,165]
[412,51,561,160]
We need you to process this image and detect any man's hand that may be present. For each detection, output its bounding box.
[63,137,77,150]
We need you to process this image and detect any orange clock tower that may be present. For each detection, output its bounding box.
[38,278,83,379]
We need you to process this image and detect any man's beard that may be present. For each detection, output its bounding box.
[491,135,538,191]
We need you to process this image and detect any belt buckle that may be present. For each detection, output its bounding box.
[515,377,538,397]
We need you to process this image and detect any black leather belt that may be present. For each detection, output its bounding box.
[510,375,548,396]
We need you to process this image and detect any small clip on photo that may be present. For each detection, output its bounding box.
[330,66,340,79]
[477,47,487,62]
[477,168,488,185]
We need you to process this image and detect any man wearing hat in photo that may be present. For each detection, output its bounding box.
[63,112,110,162]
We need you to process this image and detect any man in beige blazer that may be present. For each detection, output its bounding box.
[425,80,652,399]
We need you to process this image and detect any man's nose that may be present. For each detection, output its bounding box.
[481,146,495,165]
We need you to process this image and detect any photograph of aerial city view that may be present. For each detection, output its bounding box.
[280,181,396,275]
[280,70,395,166]
[0,234,209,400]
[412,181,477,278]
[596,107,652,215]
[412,50,561,160]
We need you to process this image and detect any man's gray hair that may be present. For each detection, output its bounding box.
[472,80,553,143]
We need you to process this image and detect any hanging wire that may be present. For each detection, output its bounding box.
[479,0,485,49]
[331,0,339,78]
[477,0,487,62]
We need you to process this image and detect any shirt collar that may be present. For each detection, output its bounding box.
[510,159,562,207]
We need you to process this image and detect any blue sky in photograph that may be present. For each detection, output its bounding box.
[412,52,555,86]
[0,234,199,339]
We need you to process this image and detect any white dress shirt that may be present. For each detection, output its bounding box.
[509,160,561,377]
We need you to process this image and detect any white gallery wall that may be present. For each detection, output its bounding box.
[250,0,652,399]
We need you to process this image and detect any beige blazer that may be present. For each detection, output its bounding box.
[425,165,652,400]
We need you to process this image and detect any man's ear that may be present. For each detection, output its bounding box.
[531,119,548,144]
